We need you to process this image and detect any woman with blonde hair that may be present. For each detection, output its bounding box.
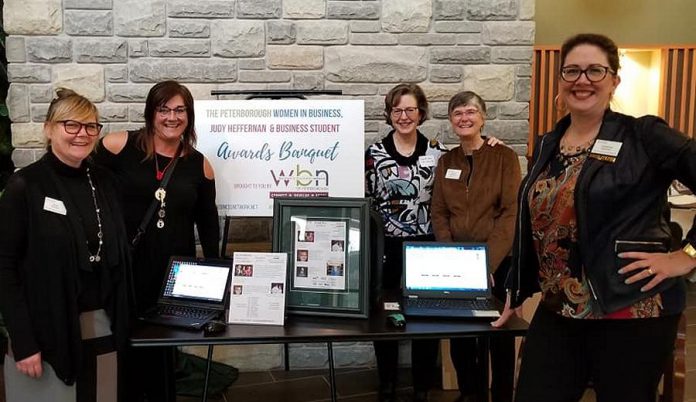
[0,88,131,401]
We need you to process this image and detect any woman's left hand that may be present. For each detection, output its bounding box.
[618,250,696,292]
[486,136,504,147]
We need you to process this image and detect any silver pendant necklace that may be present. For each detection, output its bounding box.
[85,168,104,263]
[155,187,166,229]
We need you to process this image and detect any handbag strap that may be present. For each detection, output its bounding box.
[131,147,181,247]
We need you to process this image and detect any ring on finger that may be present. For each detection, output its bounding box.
[647,268,655,275]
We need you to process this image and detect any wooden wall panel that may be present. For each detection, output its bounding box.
[660,47,696,138]
[527,48,561,158]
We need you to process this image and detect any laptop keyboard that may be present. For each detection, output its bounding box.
[405,298,496,310]
[157,305,213,319]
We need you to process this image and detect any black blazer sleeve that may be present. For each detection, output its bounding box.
[0,174,40,360]
[639,116,696,246]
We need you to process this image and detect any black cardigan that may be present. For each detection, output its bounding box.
[0,152,131,385]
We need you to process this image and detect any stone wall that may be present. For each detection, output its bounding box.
[4,0,534,370]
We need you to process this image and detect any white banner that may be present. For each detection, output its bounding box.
[195,99,365,217]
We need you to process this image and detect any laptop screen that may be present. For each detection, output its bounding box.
[161,257,232,304]
[403,242,489,293]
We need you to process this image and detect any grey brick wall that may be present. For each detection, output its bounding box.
[4,0,534,370]
[6,0,534,166]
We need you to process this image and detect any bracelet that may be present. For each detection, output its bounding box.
[682,243,696,259]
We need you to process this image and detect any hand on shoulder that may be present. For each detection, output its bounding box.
[101,131,128,155]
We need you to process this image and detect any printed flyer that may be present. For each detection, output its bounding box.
[228,252,287,326]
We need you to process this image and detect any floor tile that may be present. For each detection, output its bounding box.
[228,370,275,387]
[685,306,696,324]
[271,368,330,381]
[177,395,225,402]
[334,367,380,396]
[686,371,696,401]
[224,375,331,402]
[688,345,696,371]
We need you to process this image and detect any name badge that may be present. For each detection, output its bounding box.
[418,155,436,168]
[445,169,462,180]
[43,197,67,215]
[589,139,622,163]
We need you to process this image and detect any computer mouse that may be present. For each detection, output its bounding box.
[203,321,226,335]
[387,313,406,328]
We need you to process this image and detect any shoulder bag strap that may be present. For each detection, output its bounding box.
[130,148,181,247]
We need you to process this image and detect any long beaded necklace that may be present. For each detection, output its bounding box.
[85,168,103,263]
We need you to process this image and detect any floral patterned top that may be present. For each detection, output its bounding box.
[528,149,663,319]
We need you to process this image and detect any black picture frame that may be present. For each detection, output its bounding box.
[272,197,371,318]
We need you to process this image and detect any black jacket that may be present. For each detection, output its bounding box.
[506,110,696,314]
[0,153,132,385]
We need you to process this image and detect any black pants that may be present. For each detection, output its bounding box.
[450,335,515,402]
[375,235,438,393]
[450,262,515,402]
[515,306,680,402]
[374,338,439,393]
[122,345,176,402]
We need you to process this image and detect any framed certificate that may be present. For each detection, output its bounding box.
[272,197,371,318]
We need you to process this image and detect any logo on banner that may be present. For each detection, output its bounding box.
[270,164,329,187]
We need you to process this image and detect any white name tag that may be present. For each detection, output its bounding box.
[445,169,462,180]
[418,155,436,168]
[591,139,622,157]
[383,302,400,311]
[43,197,67,215]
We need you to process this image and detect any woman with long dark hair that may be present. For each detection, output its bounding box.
[95,80,220,401]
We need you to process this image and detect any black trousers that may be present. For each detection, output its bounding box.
[515,306,680,402]
[450,262,515,402]
[375,234,438,393]
[122,345,176,402]
[450,335,515,402]
[374,338,440,393]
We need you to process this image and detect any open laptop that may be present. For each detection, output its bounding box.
[401,242,500,319]
[139,257,233,329]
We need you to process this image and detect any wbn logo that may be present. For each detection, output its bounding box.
[270,165,329,187]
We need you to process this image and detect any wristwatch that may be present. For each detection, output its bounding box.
[682,242,696,259]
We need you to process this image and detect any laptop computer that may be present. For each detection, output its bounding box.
[401,242,500,319]
[139,257,233,329]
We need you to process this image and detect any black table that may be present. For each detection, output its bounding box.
[131,312,528,402]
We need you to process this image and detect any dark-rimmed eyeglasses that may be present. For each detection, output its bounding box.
[58,120,103,136]
[157,106,187,117]
[390,107,419,118]
[560,65,614,83]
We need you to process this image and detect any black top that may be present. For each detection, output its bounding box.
[0,150,131,384]
[51,153,105,311]
[94,131,220,312]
